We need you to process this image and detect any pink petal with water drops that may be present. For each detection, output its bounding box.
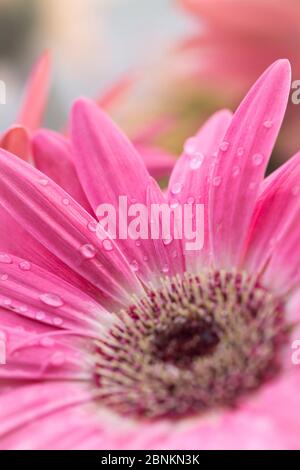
[16,51,51,132]
[168,110,232,271]
[0,149,144,307]
[242,151,300,276]
[0,253,114,336]
[0,308,91,382]
[32,129,92,213]
[71,98,176,284]
[209,59,291,268]
[0,126,30,161]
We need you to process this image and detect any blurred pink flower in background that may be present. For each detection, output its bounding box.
[0,60,300,449]
[173,0,300,162]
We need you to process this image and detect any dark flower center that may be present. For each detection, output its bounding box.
[94,270,289,419]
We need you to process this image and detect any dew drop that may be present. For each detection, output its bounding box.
[62,198,70,206]
[40,337,54,347]
[163,237,173,246]
[237,147,244,157]
[80,244,97,259]
[51,352,65,366]
[213,176,222,187]
[18,261,31,271]
[252,153,263,166]
[135,240,141,247]
[130,260,139,272]
[219,141,229,152]
[161,265,169,274]
[0,274,8,281]
[189,153,204,170]
[87,220,98,232]
[102,239,114,252]
[53,316,63,326]
[38,178,49,186]
[170,201,179,209]
[0,253,12,264]
[187,196,195,204]
[36,311,46,321]
[184,137,197,156]
[171,182,183,195]
[40,293,64,308]
[263,120,273,129]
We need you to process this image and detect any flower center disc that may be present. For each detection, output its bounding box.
[94,270,288,419]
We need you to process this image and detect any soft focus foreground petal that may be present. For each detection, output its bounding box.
[0,149,144,306]
[0,382,97,448]
[0,208,100,299]
[209,60,291,268]
[71,99,183,283]
[167,110,232,271]
[243,151,300,279]
[0,126,30,161]
[16,51,51,132]
[32,130,92,213]
[0,308,91,381]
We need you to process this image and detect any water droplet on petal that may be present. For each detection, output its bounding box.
[51,352,65,366]
[102,239,114,252]
[184,137,197,156]
[18,261,31,271]
[38,178,49,186]
[87,220,97,232]
[187,196,195,204]
[163,237,173,246]
[0,253,12,264]
[0,274,8,281]
[53,316,63,326]
[80,244,97,259]
[263,120,273,129]
[170,201,179,209]
[36,311,46,321]
[171,183,183,195]
[162,265,169,274]
[40,293,64,308]
[237,147,244,157]
[130,260,139,272]
[220,141,229,152]
[232,166,241,178]
[252,153,263,166]
[135,240,141,247]
[213,176,222,187]
[62,198,70,206]
[40,337,54,347]
[189,153,204,170]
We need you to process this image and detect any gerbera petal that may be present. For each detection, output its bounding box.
[0,126,30,161]
[0,254,113,335]
[0,149,144,306]
[209,59,291,267]
[32,129,92,213]
[16,51,51,132]
[71,98,178,283]
[243,151,300,277]
[168,110,232,271]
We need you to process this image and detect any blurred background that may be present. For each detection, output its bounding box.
[1,0,300,168]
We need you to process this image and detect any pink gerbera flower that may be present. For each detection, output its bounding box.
[0,60,300,450]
